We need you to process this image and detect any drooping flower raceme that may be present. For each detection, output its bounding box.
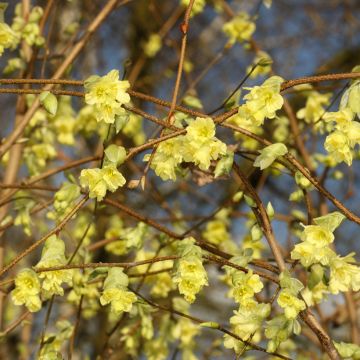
[224,300,270,352]
[228,76,284,146]
[47,182,81,222]
[35,235,73,298]
[184,117,227,170]
[291,212,345,265]
[99,267,137,315]
[323,108,360,165]
[223,12,256,44]
[80,145,127,201]
[11,268,42,312]
[150,117,227,181]
[0,22,18,55]
[173,237,208,303]
[242,76,284,126]
[84,69,130,124]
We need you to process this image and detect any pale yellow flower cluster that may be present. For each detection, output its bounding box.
[181,0,206,16]
[84,69,131,124]
[223,12,256,44]
[35,235,73,298]
[99,268,137,315]
[0,22,18,55]
[143,33,162,58]
[324,108,360,165]
[291,212,360,297]
[228,76,284,149]
[11,268,42,312]
[150,117,227,181]
[173,237,208,303]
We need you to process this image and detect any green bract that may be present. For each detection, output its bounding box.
[253,143,288,170]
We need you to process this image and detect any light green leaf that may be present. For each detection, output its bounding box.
[104,145,127,165]
[183,95,203,109]
[39,91,58,116]
[313,211,345,232]
[214,151,234,178]
[254,143,288,170]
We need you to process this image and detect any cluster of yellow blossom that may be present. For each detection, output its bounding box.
[80,145,127,201]
[39,320,73,359]
[247,51,273,79]
[265,271,305,352]
[104,215,147,256]
[80,164,126,201]
[84,69,131,124]
[324,108,360,165]
[11,268,42,312]
[47,182,80,222]
[223,12,256,44]
[143,33,162,58]
[277,271,306,320]
[223,252,270,353]
[265,314,301,353]
[173,237,208,303]
[181,0,206,17]
[132,249,175,298]
[227,76,284,149]
[291,212,360,298]
[67,270,101,319]
[35,235,73,298]
[202,208,237,253]
[12,4,45,47]
[150,117,227,181]
[224,300,270,353]
[99,267,137,315]
[0,22,18,56]
[296,87,331,126]
[171,298,200,359]
[14,193,35,236]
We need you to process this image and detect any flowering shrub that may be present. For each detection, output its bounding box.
[0,1,360,359]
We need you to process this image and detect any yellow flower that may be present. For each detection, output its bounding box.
[231,271,263,305]
[35,235,73,298]
[102,164,126,191]
[291,241,336,267]
[242,76,284,126]
[223,12,255,44]
[80,165,126,201]
[0,22,19,55]
[100,287,137,314]
[181,0,206,16]
[277,290,306,319]
[301,225,334,246]
[186,117,215,142]
[143,33,162,57]
[11,268,42,312]
[296,90,331,124]
[185,117,227,170]
[328,254,360,294]
[80,168,107,201]
[84,69,131,124]
[227,301,270,342]
[202,219,230,246]
[150,117,227,180]
[100,268,137,315]
[151,137,184,181]
[174,256,208,303]
[324,130,352,165]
